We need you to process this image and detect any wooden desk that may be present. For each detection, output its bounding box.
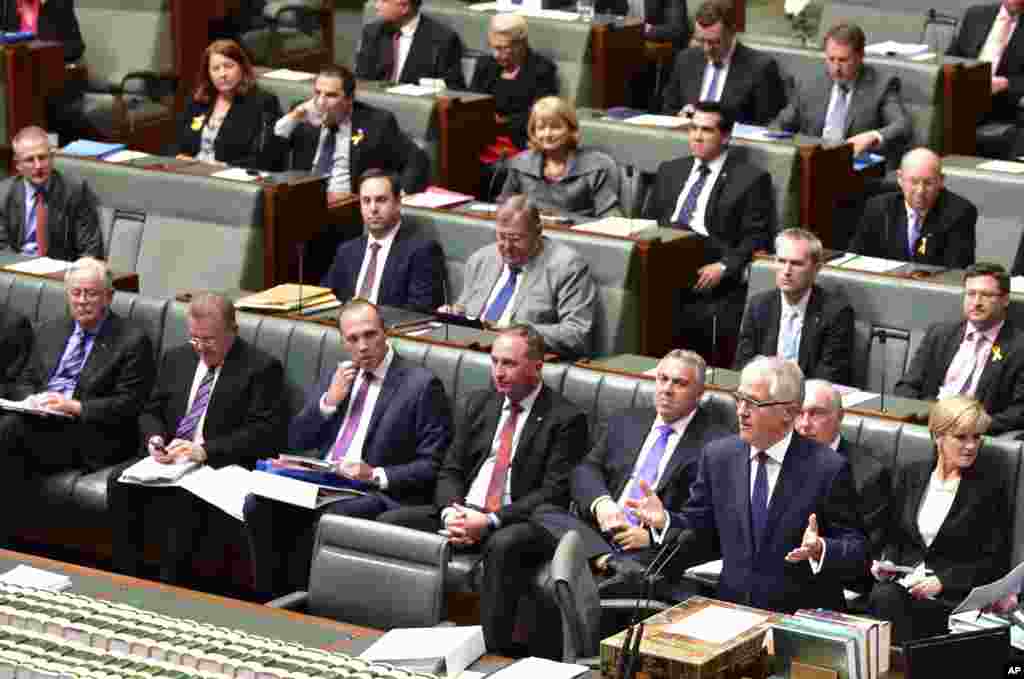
[942,60,992,156]
[1,40,65,146]
[0,255,139,292]
[589,21,647,110]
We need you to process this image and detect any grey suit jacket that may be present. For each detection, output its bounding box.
[455,237,596,358]
[772,64,912,156]
[0,170,103,261]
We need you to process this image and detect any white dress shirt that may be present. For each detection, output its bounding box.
[823,81,853,142]
[394,13,422,83]
[916,468,960,549]
[319,345,395,485]
[776,288,812,359]
[182,360,224,445]
[481,263,525,325]
[699,42,736,102]
[670,149,729,236]
[614,409,697,509]
[979,5,1019,66]
[355,223,401,303]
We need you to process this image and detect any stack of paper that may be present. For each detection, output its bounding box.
[0,566,71,592]
[864,41,930,56]
[573,217,656,237]
[1,258,70,275]
[620,114,686,128]
[402,186,476,208]
[118,456,198,485]
[361,625,485,676]
[262,68,315,81]
[236,284,337,312]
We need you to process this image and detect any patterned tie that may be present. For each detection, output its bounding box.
[907,210,922,259]
[357,242,382,301]
[705,63,722,101]
[175,368,217,441]
[750,451,769,550]
[484,402,522,512]
[980,12,1014,68]
[32,187,48,257]
[483,267,520,322]
[390,31,402,82]
[941,331,984,397]
[330,373,373,462]
[823,83,850,144]
[674,163,710,228]
[779,309,800,361]
[314,126,338,178]
[624,425,674,526]
[46,329,91,394]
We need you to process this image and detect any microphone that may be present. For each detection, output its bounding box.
[432,47,443,86]
[296,243,305,312]
[871,327,894,414]
[487,150,508,203]
[441,270,450,343]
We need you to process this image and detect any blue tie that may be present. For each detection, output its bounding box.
[315,126,338,177]
[47,329,91,394]
[779,310,800,361]
[907,210,921,258]
[625,424,674,525]
[483,267,520,322]
[705,63,722,101]
[674,163,710,228]
[750,451,769,550]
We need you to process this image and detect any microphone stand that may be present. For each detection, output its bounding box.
[872,327,891,413]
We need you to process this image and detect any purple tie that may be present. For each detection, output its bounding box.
[46,329,91,394]
[625,424,674,525]
[330,373,373,461]
[358,242,382,301]
[175,368,217,441]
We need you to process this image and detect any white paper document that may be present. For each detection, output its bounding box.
[0,565,72,592]
[910,52,937,61]
[1012,276,1024,295]
[514,8,580,20]
[828,252,860,267]
[835,255,905,273]
[977,159,1024,174]
[262,68,315,81]
[3,257,70,275]
[865,41,930,56]
[686,559,723,577]
[177,465,252,521]
[482,657,588,679]
[387,84,438,96]
[211,167,261,182]
[953,560,1024,614]
[119,456,198,485]
[361,626,485,677]
[103,150,151,163]
[620,114,686,128]
[573,217,656,237]
[841,391,879,408]
[664,604,769,644]
[0,397,74,419]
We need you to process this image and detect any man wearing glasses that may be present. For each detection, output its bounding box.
[627,356,867,613]
[897,262,1024,435]
[849,148,977,269]
[106,292,286,584]
[0,126,102,261]
[0,258,154,539]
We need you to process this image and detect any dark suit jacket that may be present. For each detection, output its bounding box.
[320,223,444,311]
[355,13,466,90]
[469,50,558,150]
[0,170,103,261]
[850,190,977,269]
[771,64,911,157]
[11,311,156,469]
[644,151,774,285]
[895,319,1024,435]
[173,88,283,171]
[668,433,867,613]
[879,456,1010,599]
[0,308,31,399]
[289,354,452,505]
[661,42,785,124]
[596,0,690,47]
[0,0,84,61]
[138,339,287,469]
[283,101,430,194]
[947,3,1024,121]
[735,285,855,385]
[434,385,587,526]
[838,437,891,560]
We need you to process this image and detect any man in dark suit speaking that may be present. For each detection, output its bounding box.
[107,293,287,585]
[379,324,587,655]
[628,356,867,613]
[243,300,453,598]
[644,100,774,364]
[321,170,444,311]
[355,0,465,89]
[533,350,730,597]
[850,148,977,269]
[896,262,1024,435]
[735,228,854,385]
[0,258,156,528]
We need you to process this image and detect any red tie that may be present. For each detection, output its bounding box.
[34,189,48,257]
[484,403,521,512]
[358,242,381,301]
[390,31,402,82]
[18,0,40,33]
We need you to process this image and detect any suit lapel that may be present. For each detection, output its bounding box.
[657,409,704,493]
[614,411,657,497]
[704,156,731,235]
[377,228,406,304]
[512,388,549,483]
[42,318,76,384]
[400,20,427,82]
[349,107,363,180]
[11,178,27,251]
[938,322,968,386]
[844,68,873,136]
[203,340,244,435]
[733,442,754,555]
[888,197,910,260]
[798,288,824,370]
[509,246,542,318]
[764,293,782,357]
[761,436,807,549]
[903,463,931,549]
[362,357,403,461]
[75,314,118,393]
[974,322,1012,402]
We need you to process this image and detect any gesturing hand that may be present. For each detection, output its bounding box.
[785,513,823,562]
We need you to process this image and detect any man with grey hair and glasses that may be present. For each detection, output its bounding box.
[628,356,867,613]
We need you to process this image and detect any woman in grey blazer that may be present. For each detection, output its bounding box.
[500,96,622,220]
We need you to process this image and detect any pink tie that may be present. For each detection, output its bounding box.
[942,331,987,396]
[991,13,1015,69]
[18,0,40,33]
[390,32,402,82]
[330,373,373,462]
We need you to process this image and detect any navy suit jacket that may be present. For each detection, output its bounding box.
[355,13,465,89]
[734,285,855,385]
[668,432,867,612]
[320,224,444,311]
[288,354,452,505]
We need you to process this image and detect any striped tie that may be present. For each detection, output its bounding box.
[175,368,217,441]
[46,329,91,394]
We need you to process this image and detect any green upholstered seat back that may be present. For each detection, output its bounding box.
[73,0,174,87]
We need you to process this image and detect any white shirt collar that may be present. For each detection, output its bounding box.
[779,288,812,318]
[708,39,738,67]
[505,381,543,412]
[656,407,698,436]
[369,221,401,247]
[829,434,841,451]
[695,148,728,174]
[750,428,794,465]
[966,319,1004,344]
[399,12,420,37]
[365,344,395,382]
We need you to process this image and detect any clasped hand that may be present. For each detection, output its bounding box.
[148,436,206,464]
[442,503,489,546]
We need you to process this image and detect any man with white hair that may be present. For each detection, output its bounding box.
[628,356,867,613]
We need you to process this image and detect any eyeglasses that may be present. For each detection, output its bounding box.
[730,391,794,410]
[68,287,103,301]
[189,337,219,348]
[964,289,1004,300]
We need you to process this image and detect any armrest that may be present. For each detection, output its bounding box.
[264,2,322,31]
[265,590,309,610]
[118,71,179,99]
[996,430,1024,440]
